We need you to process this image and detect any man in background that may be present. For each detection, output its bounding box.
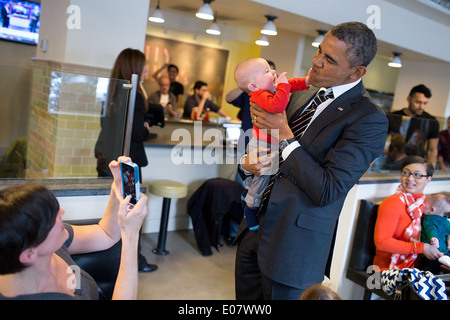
[388,84,439,167]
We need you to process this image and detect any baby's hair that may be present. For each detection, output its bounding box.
[234,57,266,93]
[427,192,450,216]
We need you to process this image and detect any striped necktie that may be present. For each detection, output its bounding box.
[258,89,334,215]
[290,89,334,139]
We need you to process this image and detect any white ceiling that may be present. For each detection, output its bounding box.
[152,0,449,63]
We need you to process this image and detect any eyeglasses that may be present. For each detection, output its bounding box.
[401,170,429,179]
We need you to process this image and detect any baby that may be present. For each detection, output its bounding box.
[234,57,309,230]
[421,192,450,267]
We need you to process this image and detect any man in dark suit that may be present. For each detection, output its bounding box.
[234,21,388,299]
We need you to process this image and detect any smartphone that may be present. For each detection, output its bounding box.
[120,161,140,205]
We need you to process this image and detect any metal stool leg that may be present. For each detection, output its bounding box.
[152,197,171,255]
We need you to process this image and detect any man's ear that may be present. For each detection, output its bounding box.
[350,66,366,81]
[19,248,37,265]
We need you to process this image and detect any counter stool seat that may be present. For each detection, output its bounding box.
[149,180,187,255]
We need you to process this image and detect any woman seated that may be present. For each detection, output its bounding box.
[0,156,147,300]
[373,155,442,271]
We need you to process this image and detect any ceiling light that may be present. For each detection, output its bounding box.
[261,15,277,36]
[149,0,164,23]
[206,18,220,35]
[196,0,214,20]
[388,52,402,68]
[312,30,326,47]
[255,34,269,46]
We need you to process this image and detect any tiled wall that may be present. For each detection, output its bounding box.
[27,59,111,178]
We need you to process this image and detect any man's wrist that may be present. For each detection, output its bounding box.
[279,137,296,152]
[279,125,294,140]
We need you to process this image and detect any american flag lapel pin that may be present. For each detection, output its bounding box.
[337,107,343,111]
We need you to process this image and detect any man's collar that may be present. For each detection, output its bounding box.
[322,78,361,99]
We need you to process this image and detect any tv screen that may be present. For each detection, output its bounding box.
[0,0,40,45]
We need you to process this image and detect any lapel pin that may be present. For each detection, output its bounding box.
[337,107,343,111]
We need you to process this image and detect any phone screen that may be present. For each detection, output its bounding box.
[121,162,140,205]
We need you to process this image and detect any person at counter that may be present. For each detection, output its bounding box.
[148,76,177,118]
[438,116,450,171]
[388,84,439,167]
[381,133,407,171]
[182,80,229,120]
[373,156,442,271]
[96,48,157,274]
[0,156,148,300]
[152,63,184,107]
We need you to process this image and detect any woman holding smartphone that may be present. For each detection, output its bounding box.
[0,156,147,300]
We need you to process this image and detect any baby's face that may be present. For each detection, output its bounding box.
[251,60,277,93]
[423,198,433,215]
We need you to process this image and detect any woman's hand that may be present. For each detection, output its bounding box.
[423,243,443,260]
[118,194,148,238]
[109,156,132,201]
[241,147,278,176]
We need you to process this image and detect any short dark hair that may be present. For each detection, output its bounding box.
[0,184,60,274]
[409,84,432,99]
[167,64,179,73]
[400,155,434,177]
[194,80,207,91]
[330,21,377,67]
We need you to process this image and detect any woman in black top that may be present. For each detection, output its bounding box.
[95,48,157,273]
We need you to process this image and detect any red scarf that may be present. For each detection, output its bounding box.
[389,184,425,269]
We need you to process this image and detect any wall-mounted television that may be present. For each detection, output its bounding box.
[0,0,40,45]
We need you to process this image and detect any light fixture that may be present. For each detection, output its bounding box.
[149,0,164,23]
[261,15,277,36]
[312,30,326,47]
[388,52,402,68]
[196,0,214,20]
[206,14,221,35]
[255,34,269,46]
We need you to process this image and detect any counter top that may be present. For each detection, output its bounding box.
[0,178,114,197]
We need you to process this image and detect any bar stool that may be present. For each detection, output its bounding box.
[149,179,188,255]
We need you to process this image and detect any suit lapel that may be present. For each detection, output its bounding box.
[286,88,319,120]
[299,82,365,149]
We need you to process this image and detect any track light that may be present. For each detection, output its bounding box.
[196,0,214,20]
[388,52,402,68]
[255,34,269,46]
[261,15,277,36]
[149,0,164,23]
[312,30,326,47]
[206,20,220,35]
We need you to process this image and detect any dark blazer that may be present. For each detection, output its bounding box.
[239,81,388,289]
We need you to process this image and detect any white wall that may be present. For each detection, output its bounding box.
[37,0,150,68]
[253,0,450,63]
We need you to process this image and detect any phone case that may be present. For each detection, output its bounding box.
[120,161,141,205]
